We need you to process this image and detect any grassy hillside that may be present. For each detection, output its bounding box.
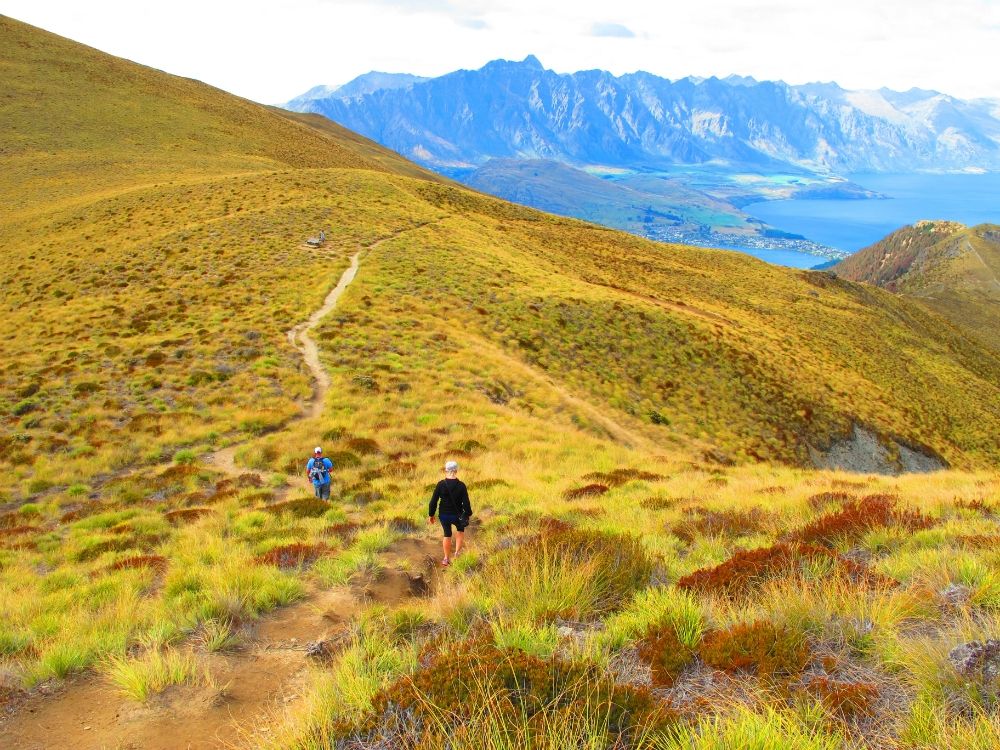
[833,221,1000,351]
[2,15,1000,750]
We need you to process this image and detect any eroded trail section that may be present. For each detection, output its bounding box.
[1,537,442,750]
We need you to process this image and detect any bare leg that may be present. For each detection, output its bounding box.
[453,530,465,557]
[441,535,450,563]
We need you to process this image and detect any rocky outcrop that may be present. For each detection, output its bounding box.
[809,424,946,475]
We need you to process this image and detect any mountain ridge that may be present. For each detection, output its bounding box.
[831,221,1000,351]
[285,56,1000,174]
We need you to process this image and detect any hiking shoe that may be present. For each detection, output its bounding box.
[441,558,450,567]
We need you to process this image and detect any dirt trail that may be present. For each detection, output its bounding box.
[965,239,1000,290]
[286,251,361,420]
[1,536,442,750]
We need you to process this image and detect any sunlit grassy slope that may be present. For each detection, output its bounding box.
[3,16,1000,750]
[832,221,1000,352]
[3,14,1000,507]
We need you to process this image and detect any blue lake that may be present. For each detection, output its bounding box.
[710,244,829,269]
[744,172,1000,256]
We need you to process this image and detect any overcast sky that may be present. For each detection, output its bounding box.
[3,0,999,104]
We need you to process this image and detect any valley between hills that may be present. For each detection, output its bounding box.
[2,14,1000,750]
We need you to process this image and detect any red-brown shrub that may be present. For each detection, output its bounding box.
[792,494,934,547]
[323,521,361,542]
[677,542,896,599]
[700,620,810,677]
[582,468,664,487]
[256,543,328,569]
[637,625,698,687]
[164,508,212,524]
[110,555,167,572]
[0,525,37,538]
[563,483,609,500]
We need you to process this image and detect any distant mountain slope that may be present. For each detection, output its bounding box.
[832,222,1000,350]
[461,158,760,239]
[2,12,1000,511]
[0,14,440,215]
[285,56,1000,173]
[284,72,430,109]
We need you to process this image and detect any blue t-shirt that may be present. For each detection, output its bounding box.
[306,457,333,486]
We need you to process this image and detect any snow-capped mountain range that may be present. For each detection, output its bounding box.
[284,56,1000,174]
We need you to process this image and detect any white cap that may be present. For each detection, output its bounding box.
[314,446,323,454]
[444,460,459,472]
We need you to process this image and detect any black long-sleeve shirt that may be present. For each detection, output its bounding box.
[429,478,472,518]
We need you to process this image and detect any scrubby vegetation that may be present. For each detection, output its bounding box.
[2,15,1000,750]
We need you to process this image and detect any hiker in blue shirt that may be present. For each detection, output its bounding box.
[305,446,333,500]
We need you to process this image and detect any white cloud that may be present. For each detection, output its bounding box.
[1,0,998,102]
[590,22,635,38]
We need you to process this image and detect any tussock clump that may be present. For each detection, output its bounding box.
[154,464,199,483]
[176,490,209,506]
[235,473,263,489]
[582,468,664,487]
[351,488,384,505]
[363,461,416,480]
[637,625,699,687]
[760,485,787,495]
[700,620,810,678]
[792,494,934,547]
[451,439,487,453]
[386,516,419,533]
[262,497,330,519]
[346,437,380,455]
[163,508,212,524]
[110,554,167,572]
[347,639,677,746]
[563,483,609,500]
[538,517,576,535]
[237,489,274,507]
[0,525,38,538]
[955,534,1000,549]
[256,543,328,569]
[640,496,679,511]
[799,675,879,716]
[672,507,769,543]
[489,526,652,620]
[469,478,509,491]
[677,543,897,599]
[954,498,996,516]
[323,521,361,542]
[807,491,855,511]
[324,450,361,468]
[74,536,138,562]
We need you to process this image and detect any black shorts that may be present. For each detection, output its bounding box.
[439,514,468,537]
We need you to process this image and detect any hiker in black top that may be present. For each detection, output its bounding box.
[428,460,472,567]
